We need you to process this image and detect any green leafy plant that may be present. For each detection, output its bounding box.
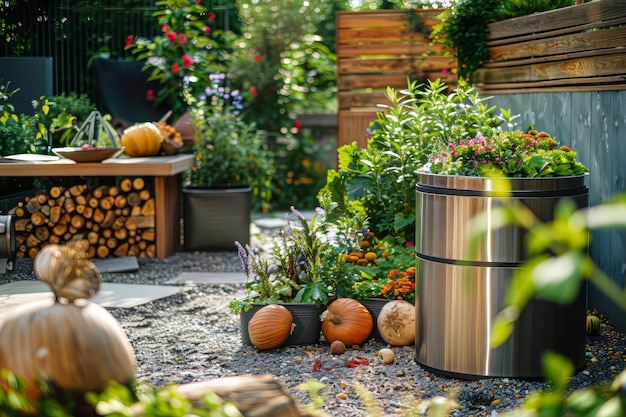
[125,0,233,118]
[320,78,516,243]
[229,204,337,314]
[426,129,589,177]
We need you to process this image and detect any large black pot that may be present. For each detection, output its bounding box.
[240,302,324,347]
[182,186,251,251]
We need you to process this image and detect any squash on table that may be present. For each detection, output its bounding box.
[248,304,295,350]
[377,300,416,346]
[121,122,163,156]
[320,298,372,346]
[0,241,136,400]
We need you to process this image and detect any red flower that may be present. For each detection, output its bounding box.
[146,89,154,101]
[253,54,261,62]
[178,33,187,45]
[166,31,177,42]
[125,35,134,46]
[204,26,211,34]
[195,0,201,4]
[249,86,258,98]
[171,63,180,74]
[293,120,302,130]
[161,24,168,32]
[181,55,194,68]
[208,11,216,22]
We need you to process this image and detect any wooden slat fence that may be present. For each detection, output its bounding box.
[336,9,458,148]
[474,0,626,93]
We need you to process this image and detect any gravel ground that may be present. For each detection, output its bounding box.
[2,250,626,417]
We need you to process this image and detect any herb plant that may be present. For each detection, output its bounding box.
[320,78,516,243]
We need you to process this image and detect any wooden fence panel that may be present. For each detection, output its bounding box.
[336,9,457,148]
[474,0,626,93]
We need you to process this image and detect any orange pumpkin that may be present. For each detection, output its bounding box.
[248,304,295,350]
[320,298,373,346]
[121,122,163,156]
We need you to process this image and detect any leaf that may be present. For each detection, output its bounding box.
[541,351,573,389]
[531,253,584,304]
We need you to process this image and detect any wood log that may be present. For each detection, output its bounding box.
[114,242,130,257]
[132,177,145,190]
[52,223,68,237]
[14,219,30,232]
[115,195,127,208]
[26,234,41,248]
[64,197,76,213]
[30,211,46,227]
[101,210,116,228]
[49,186,62,199]
[100,195,115,211]
[96,246,109,258]
[120,178,133,193]
[132,215,155,229]
[36,193,48,205]
[34,226,49,242]
[172,375,326,417]
[114,227,128,241]
[141,198,155,216]
[141,229,155,242]
[69,184,86,196]
[139,189,151,201]
[127,192,141,207]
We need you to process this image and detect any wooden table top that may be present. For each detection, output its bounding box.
[0,153,194,177]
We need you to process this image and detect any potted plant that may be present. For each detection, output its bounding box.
[415,125,590,378]
[230,204,336,346]
[125,1,275,250]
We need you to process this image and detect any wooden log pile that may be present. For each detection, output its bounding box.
[8,177,156,259]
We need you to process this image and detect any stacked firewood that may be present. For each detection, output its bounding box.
[9,178,156,259]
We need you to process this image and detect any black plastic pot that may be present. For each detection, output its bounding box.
[182,186,251,251]
[240,302,324,346]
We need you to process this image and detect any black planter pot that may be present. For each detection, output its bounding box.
[182,186,251,251]
[360,298,389,342]
[240,302,324,346]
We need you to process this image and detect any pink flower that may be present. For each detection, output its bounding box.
[253,54,261,62]
[182,55,194,68]
[171,63,180,73]
[195,0,201,4]
[442,68,449,75]
[146,89,154,101]
[166,31,177,42]
[178,33,187,44]
[204,26,211,34]
[125,35,134,46]
[161,24,168,32]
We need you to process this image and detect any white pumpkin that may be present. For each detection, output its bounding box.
[377,300,416,346]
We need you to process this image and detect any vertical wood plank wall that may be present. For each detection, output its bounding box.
[488,91,626,332]
[336,9,457,149]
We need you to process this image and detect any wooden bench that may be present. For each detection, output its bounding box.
[0,154,193,259]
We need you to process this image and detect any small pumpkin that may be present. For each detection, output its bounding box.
[121,122,163,157]
[586,314,601,335]
[248,304,295,350]
[320,298,373,346]
[0,241,136,400]
[377,300,416,346]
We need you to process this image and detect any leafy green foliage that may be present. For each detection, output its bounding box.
[433,0,577,81]
[320,78,514,243]
[428,129,588,178]
[184,112,274,212]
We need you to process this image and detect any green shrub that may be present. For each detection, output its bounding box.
[320,78,516,243]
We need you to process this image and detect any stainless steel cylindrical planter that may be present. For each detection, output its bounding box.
[415,173,588,379]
